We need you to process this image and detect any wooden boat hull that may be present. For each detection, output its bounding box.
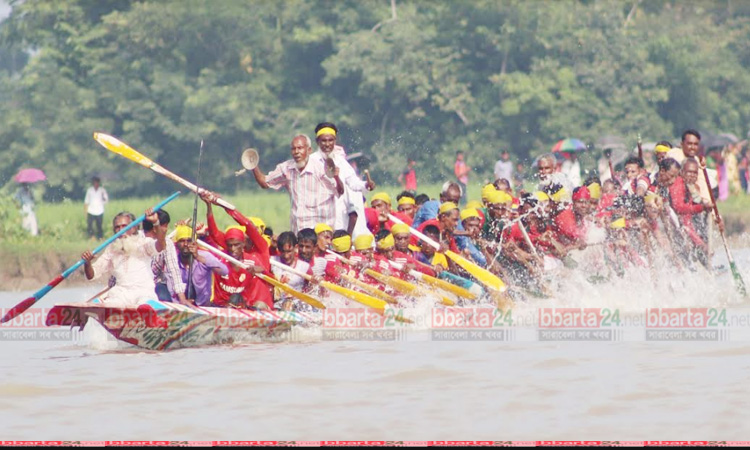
[45,300,306,351]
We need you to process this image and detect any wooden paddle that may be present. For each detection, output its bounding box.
[700,157,747,296]
[194,239,326,310]
[388,214,508,293]
[326,251,454,306]
[1,192,181,323]
[93,133,236,211]
[385,259,477,300]
[269,260,386,311]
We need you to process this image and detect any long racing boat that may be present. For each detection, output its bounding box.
[45,300,307,351]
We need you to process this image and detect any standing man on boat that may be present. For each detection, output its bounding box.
[84,176,108,240]
[81,210,166,306]
[251,134,344,234]
[142,209,191,306]
[312,122,376,237]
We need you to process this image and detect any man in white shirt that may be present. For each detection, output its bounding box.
[666,129,717,203]
[82,211,166,307]
[311,122,376,237]
[493,151,514,187]
[84,176,109,240]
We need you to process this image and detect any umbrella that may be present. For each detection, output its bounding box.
[551,138,587,153]
[14,168,46,184]
[701,132,738,150]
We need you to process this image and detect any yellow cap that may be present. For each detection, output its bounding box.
[486,190,513,205]
[460,208,480,222]
[534,191,550,202]
[316,127,337,137]
[371,192,392,206]
[431,252,449,269]
[353,233,374,251]
[224,224,246,234]
[644,191,658,205]
[249,217,266,233]
[332,235,352,253]
[262,235,272,247]
[610,217,626,229]
[376,233,395,250]
[391,223,411,236]
[173,225,193,242]
[481,184,498,201]
[655,144,671,154]
[314,223,333,235]
[551,187,569,203]
[587,183,601,200]
[466,200,483,210]
[438,202,459,215]
[397,196,415,206]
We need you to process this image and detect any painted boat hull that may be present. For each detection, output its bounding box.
[45,300,306,351]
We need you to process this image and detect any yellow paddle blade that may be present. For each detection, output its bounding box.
[364,269,419,295]
[367,270,455,306]
[259,274,326,310]
[93,133,156,169]
[445,250,507,293]
[319,280,388,311]
[340,273,398,304]
[416,272,477,300]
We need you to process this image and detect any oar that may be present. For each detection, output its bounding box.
[1,191,181,323]
[93,133,236,211]
[325,251,443,304]
[270,259,413,323]
[700,158,747,296]
[324,250,453,305]
[385,259,477,300]
[388,214,508,293]
[269,259,388,312]
[194,239,326,310]
[185,140,205,300]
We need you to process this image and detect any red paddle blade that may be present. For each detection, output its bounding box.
[1,297,37,323]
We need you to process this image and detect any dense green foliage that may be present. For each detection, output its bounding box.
[2,0,750,200]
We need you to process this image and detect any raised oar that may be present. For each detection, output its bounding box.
[1,191,181,323]
[93,133,236,211]
[700,158,747,296]
[388,214,508,293]
[185,140,205,300]
[194,239,326,310]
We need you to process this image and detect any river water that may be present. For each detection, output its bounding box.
[2,246,750,441]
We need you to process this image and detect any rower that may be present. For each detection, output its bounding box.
[142,209,190,305]
[390,223,436,277]
[396,192,418,220]
[173,225,228,307]
[311,223,336,276]
[81,210,166,307]
[324,230,355,284]
[201,191,275,310]
[271,231,314,311]
[622,156,650,197]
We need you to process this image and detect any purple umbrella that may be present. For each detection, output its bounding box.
[14,168,47,184]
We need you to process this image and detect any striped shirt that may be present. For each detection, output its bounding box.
[266,158,339,234]
[151,242,187,296]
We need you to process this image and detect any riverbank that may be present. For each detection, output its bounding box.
[1,186,749,291]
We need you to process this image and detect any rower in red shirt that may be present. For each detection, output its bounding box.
[391,223,436,276]
[201,191,274,310]
[368,192,413,234]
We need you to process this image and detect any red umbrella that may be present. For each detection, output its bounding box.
[14,168,47,183]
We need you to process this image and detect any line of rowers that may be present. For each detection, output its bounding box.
[80,127,722,310]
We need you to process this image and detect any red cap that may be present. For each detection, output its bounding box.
[225,228,245,241]
[572,186,591,201]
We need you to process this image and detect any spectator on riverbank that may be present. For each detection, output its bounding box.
[493,151,514,188]
[14,183,37,236]
[454,151,470,206]
[84,176,109,240]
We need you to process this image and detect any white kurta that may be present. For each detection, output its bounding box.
[91,235,159,306]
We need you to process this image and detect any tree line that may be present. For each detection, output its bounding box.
[2,0,750,200]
